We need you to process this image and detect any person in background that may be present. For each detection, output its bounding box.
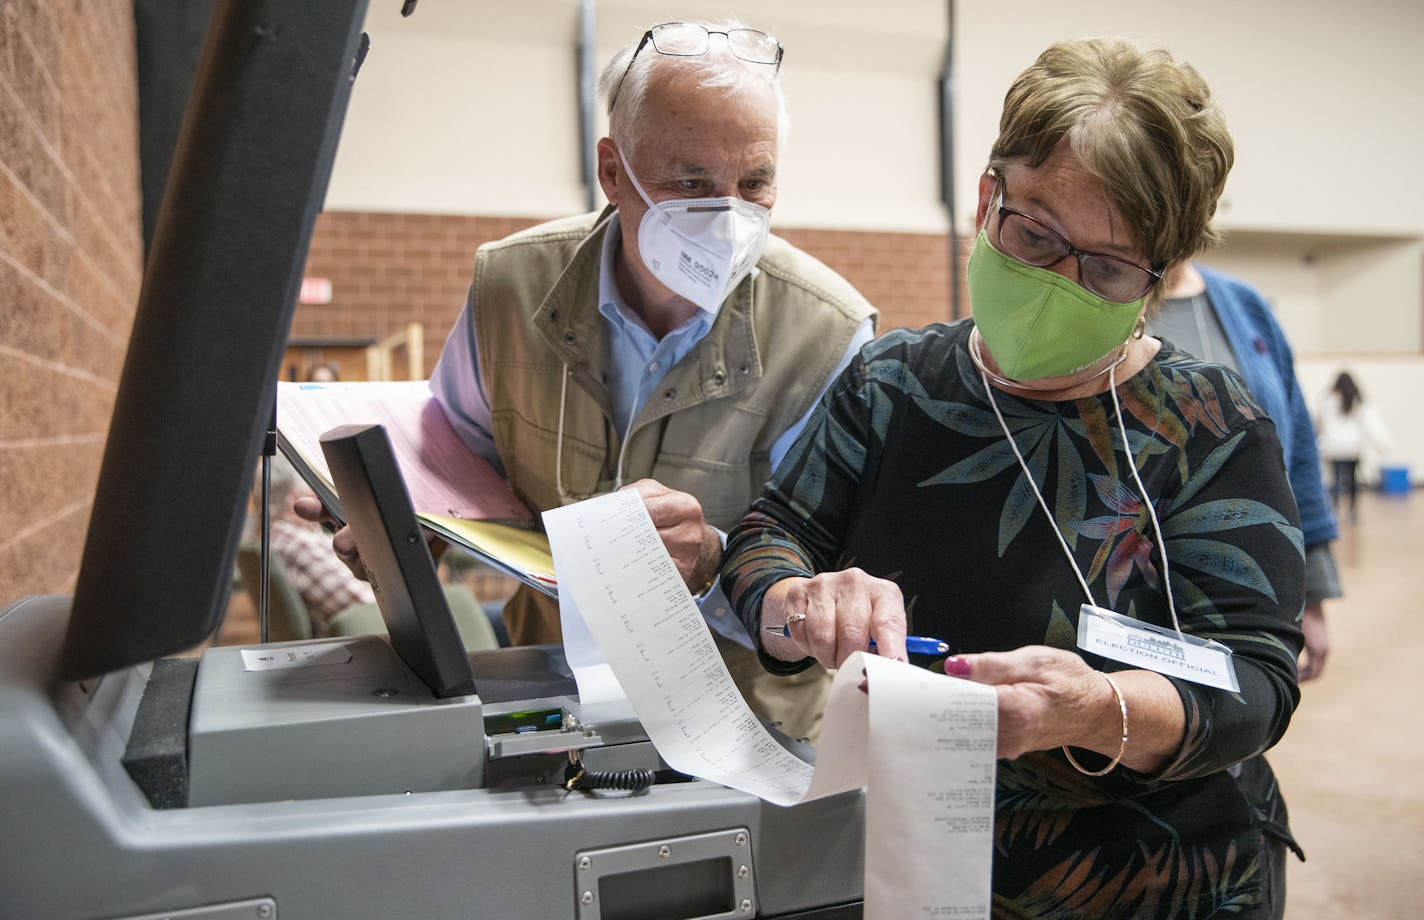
[723,38,1305,916]
[254,457,374,636]
[1152,264,1338,679]
[299,19,877,743]
[305,362,340,383]
[1316,370,1391,523]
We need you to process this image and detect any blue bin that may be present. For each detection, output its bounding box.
[1380,465,1411,495]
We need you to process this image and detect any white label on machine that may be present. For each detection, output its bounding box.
[240,643,354,671]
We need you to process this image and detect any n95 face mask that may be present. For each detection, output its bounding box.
[619,151,771,315]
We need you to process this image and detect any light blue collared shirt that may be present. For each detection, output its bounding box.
[431,217,874,646]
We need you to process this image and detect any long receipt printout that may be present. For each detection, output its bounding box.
[543,491,998,919]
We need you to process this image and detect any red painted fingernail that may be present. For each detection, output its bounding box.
[943,656,971,677]
[894,656,907,663]
[857,679,868,695]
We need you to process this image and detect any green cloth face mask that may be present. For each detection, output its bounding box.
[967,231,1144,381]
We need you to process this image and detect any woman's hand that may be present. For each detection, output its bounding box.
[943,646,1111,759]
[1298,602,1329,681]
[759,569,908,668]
[946,646,1184,771]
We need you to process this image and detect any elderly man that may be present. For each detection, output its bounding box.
[306,20,875,741]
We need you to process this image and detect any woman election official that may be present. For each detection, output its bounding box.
[721,38,1304,918]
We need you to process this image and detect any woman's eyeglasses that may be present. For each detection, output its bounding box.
[991,179,1162,303]
[611,22,784,109]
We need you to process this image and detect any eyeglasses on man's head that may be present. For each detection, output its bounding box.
[611,22,784,109]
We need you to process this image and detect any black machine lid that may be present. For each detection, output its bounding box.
[59,0,372,680]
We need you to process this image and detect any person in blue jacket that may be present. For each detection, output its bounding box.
[1152,263,1339,680]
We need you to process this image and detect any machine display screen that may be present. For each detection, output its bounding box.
[598,857,735,920]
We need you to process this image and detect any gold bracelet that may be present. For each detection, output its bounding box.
[1063,672,1128,777]
[691,569,717,599]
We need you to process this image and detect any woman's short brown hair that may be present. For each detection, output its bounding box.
[988,38,1234,276]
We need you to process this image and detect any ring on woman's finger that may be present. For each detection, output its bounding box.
[763,612,807,639]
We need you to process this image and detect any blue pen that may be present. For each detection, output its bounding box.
[869,636,950,657]
[763,620,949,656]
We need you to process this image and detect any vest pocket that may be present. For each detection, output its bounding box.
[649,457,755,532]
[493,410,604,510]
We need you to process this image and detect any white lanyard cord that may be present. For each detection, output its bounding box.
[981,369,1097,606]
[555,208,637,503]
[555,363,573,502]
[1105,369,1182,637]
[555,361,636,501]
[978,358,1184,638]
[613,402,635,492]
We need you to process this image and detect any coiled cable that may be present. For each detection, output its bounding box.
[563,754,656,793]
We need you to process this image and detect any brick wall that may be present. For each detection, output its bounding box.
[296,212,538,378]
[296,210,969,379]
[0,1,142,602]
[778,226,966,333]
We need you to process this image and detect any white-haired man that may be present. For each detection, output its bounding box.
[308,21,876,741]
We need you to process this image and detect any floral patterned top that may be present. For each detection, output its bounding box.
[723,321,1306,918]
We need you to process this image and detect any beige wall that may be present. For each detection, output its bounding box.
[332,0,1424,237]
[952,0,1424,237]
[323,0,951,231]
[325,22,586,217]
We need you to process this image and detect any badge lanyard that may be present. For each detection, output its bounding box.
[972,334,1240,692]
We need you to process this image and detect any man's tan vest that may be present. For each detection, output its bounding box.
[472,210,877,529]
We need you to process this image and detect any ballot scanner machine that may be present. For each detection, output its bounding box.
[0,595,864,919]
[0,3,864,917]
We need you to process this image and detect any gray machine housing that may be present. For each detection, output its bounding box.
[0,595,866,919]
[185,636,486,806]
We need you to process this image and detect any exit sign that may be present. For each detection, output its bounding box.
[299,277,333,304]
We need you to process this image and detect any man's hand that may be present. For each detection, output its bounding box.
[292,495,369,582]
[625,479,721,593]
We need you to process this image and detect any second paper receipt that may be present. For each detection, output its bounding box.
[543,491,999,919]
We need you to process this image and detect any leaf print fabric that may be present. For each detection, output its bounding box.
[723,320,1305,918]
